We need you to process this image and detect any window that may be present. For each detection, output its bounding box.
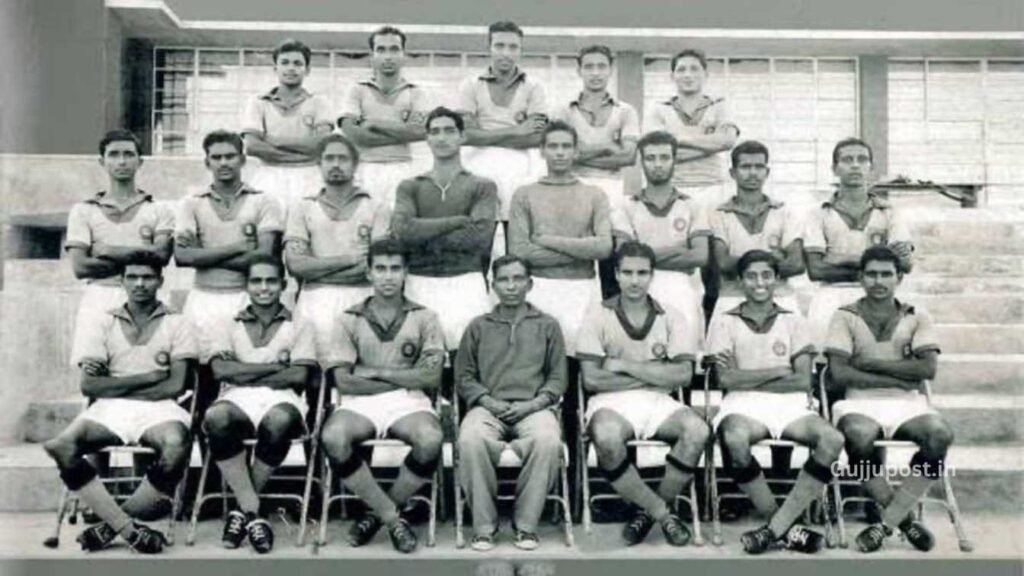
[643,56,859,200]
[888,59,1024,205]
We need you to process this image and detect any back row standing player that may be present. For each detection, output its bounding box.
[66,131,174,367]
[241,39,334,212]
[339,26,429,210]
[457,21,548,254]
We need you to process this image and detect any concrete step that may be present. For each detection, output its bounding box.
[902,275,1024,295]
[19,398,85,443]
[910,295,1023,324]
[910,220,1024,255]
[931,395,1024,444]
[915,255,1023,277]
[933,324,1024,355]
[933,354,1024,396]
[0,442,1019,512]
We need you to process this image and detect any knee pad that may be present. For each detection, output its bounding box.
[910,452,944,480]
[666,453,699,475]
[802,458,834,484]
[60,458,98,491]
[600,456,632,483]
[729,458,763,485]
[403,451,439,479]
[329,452,364,479]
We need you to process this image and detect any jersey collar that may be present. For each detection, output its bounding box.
[484,302,543,324]
[109,301,172,323]
[235,304,293,323]
[345,297,424,342]
[838,298,915,342]
[194,183,261,199]
[86,190,153,210]
[359,77,417,95]
[602,295,664,341]
[538,175,581,185]
[309,187,371,211]
[725,301,792,334]
[259,86,312,110]
[662,94,723,118]
[716,194,784,215]
[632,188,691,217]
[478,67,527,85]
[569,92,616,108]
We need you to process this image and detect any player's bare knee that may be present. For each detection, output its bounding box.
[257,405,302,444]
[43,436,80,468]
[411,420,444,462]
[923,420,954,456]
[319,422,355,463]
[718,421,753,460]
[680,413,710,446]
[589,415,627,455]
[838,419,879,454]
[201,403,237,436]
[816,426,845,462]
[153,425,192,466]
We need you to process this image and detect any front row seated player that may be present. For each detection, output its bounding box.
[320,239,446,554]
[576,241,709,547]
[44,254,196,554]
[826,246,952,553]
[706,250,843,554]
[202,254,318,554]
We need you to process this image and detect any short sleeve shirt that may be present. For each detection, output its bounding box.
[709,196,803,296]
[240,88,333,166]
[824,299,940,398]
[73,303,198,376]
[209,305,317,365]
[706,303,815,371]
[457,69,548,131]
[174,186,284,290]
[284,189,390,286]
[803,194,912,258]
[576,296,697,364]
[643,95,737,187]
[65,193,175,286]
[338,79,430,163]
[552,94,640,178]
[612,190,711,272]
[324,298,445,370]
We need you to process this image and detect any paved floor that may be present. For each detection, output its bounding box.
[0,509,1019,559]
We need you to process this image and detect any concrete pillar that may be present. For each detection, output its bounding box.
[858,55,889,177]
[617,51,644,196]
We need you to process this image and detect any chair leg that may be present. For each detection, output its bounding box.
[166,471,188,546]
[581,443,592,534]
[43,488,71,548]
[688,482,704,546]
[454,452,464,549]
[941,472,973,552]
[709,448,723,546]
[833,478,848,548]
[316,458,333,549]
[186,449,212,546]
[822,484,838,548]
[427,469,438,547]
[560,449,574,548]
[296,441,318,547]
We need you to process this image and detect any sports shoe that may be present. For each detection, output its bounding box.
[513,529,540,551]
[387,518,418,554]
[347,513,383,547]
[124,523,168,554]
[899,518,935,552]
[856,523,893,553]
[470,531,496,552]
[621,510,655,546]
[740,525,778,555]
[221,510,247,549]
[246,515,274,554]
[784,524,824,554]
[660,514,692,547]
[77,523,117,552]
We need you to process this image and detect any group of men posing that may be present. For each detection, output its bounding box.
[43,21,953,559]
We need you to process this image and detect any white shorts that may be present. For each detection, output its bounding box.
[712,391,818,439]
[578,174,627,215]
[182,289,250,363]
[75,398,190,445]
[585,389,688,441]
[649,270,705,348]
[405,273,490,349]
[526,275,602,356]
[806,283,864,350]
[462,147,531,221]
[336,389,435,438]
[832,392,937,439]
[356,160,415,210]
[295,284,373,359]
[246,163,322,217]
[216,386,308,431]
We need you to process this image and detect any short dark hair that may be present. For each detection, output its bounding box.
[859,245,900,272]
[637,131,678,159]
[367,238,407,267]
[614,241,656,270]
[577,45,613,66]
[99,130,143,157]
[272,38,312,67]
[736,249,779,277]
[245,254,286,280]
[491,254,532,279]
[317,133,360,165]
[730,140,770,167]
[488,21,524,44]
[541,120,577,147]
[369,25,407,51]
[120,252,165,276]
[670,49,708,73]
[425,106,465,133]
[832,137,873,166]
[202,130,244,156]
